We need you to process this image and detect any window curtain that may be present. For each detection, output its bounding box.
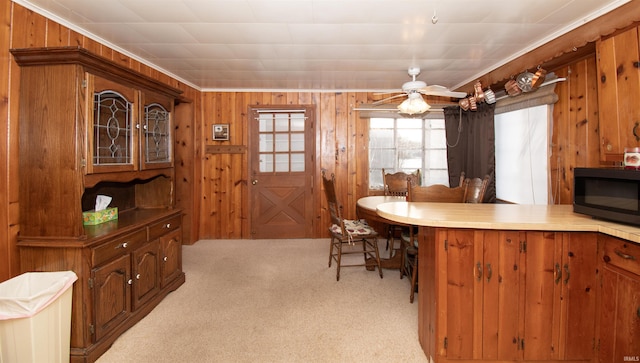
[444,103,496,203]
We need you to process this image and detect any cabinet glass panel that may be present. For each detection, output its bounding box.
[93,91,133,165]
[144,103,171,164]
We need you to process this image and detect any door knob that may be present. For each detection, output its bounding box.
[252,179,258,185]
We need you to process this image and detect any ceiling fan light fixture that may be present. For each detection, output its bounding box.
[398,92,430,115]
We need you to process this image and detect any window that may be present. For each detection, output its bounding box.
[494,105,549,204]
[369,117,449,190]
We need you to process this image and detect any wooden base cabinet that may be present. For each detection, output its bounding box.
[19,211,185,363]
[419,227,599,362]
[598,235,640,363]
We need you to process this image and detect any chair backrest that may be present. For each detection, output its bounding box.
[322,170,344,229]
[459,172,490,203]
[407,182,466,203]
[383,169,420,197]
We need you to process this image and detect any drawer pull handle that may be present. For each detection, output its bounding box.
[165,223,171,229]
[136,273,141,280]
[117,242,128,249]
[563,263,570,284]
[486,263,492,283]
[163,256,168,262]
[614,249,636,260]
[475,262,482,281]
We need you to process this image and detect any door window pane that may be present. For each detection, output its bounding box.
[256,110,307,173]
[260,153,273,172]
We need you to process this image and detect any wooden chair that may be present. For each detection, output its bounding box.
[459,172,490,204]
[402,182,467,303]
[382,169,420,255]
[322,170,383,281]
[382,168,421,196]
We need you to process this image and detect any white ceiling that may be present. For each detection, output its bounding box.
[15,0,630,92]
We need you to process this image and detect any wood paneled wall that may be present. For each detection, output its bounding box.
[551,57,602,204]
[0,0,13,281]
[0,3,200,281]
[200,91,374,239]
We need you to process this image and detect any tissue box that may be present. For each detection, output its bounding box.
[82,207,118,225]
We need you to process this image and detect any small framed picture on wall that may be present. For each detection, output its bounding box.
[213,124,229,141]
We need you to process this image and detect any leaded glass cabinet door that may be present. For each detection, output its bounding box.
[87,75,139,173]
[141,92,173,170]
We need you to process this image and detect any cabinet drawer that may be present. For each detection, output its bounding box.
[603,239,640,276]
[148,214,182,241]
[92,229,147,266]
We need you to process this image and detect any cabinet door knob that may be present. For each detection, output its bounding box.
[117,242,128,249]
[554,262,562,284]
[165,223,171,229]
[136,273,141,280]
[127,279,133,285]
[163,256,168,262]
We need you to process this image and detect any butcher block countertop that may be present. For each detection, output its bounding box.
[376,202,640,244]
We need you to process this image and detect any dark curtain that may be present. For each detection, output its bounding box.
[444,103,496,203]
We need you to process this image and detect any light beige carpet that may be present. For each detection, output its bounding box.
[96,238,428,363]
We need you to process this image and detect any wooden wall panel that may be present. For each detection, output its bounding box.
[551,57,601,205]
[0,0,12,281]
[45,20,70,46]
[10,6,46,48]
[174,91,198,245]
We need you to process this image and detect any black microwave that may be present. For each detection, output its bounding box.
[574,167,640,226]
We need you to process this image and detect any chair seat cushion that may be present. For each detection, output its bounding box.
[331,219,376,236]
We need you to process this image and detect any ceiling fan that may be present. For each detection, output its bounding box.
[373,67,467,114]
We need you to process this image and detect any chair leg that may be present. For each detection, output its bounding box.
[400,240,408,279]
[336,238,342,281]
[328,237,334,268]
[410,254,418,303]
[373,237,383,279]
[385,224,391,251]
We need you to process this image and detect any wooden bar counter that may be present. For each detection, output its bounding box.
[376,202,640,363]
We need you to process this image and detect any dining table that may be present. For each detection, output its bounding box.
[356,195,408,270]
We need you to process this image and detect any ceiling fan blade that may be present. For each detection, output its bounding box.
[419,86,467,98]
[372,93,408,105]
[373,90,403,96]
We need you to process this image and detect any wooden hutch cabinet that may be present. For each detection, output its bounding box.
[419,228,599,362]
[11,47,185,363]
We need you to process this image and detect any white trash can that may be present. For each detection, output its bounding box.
[0,271,77,363]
